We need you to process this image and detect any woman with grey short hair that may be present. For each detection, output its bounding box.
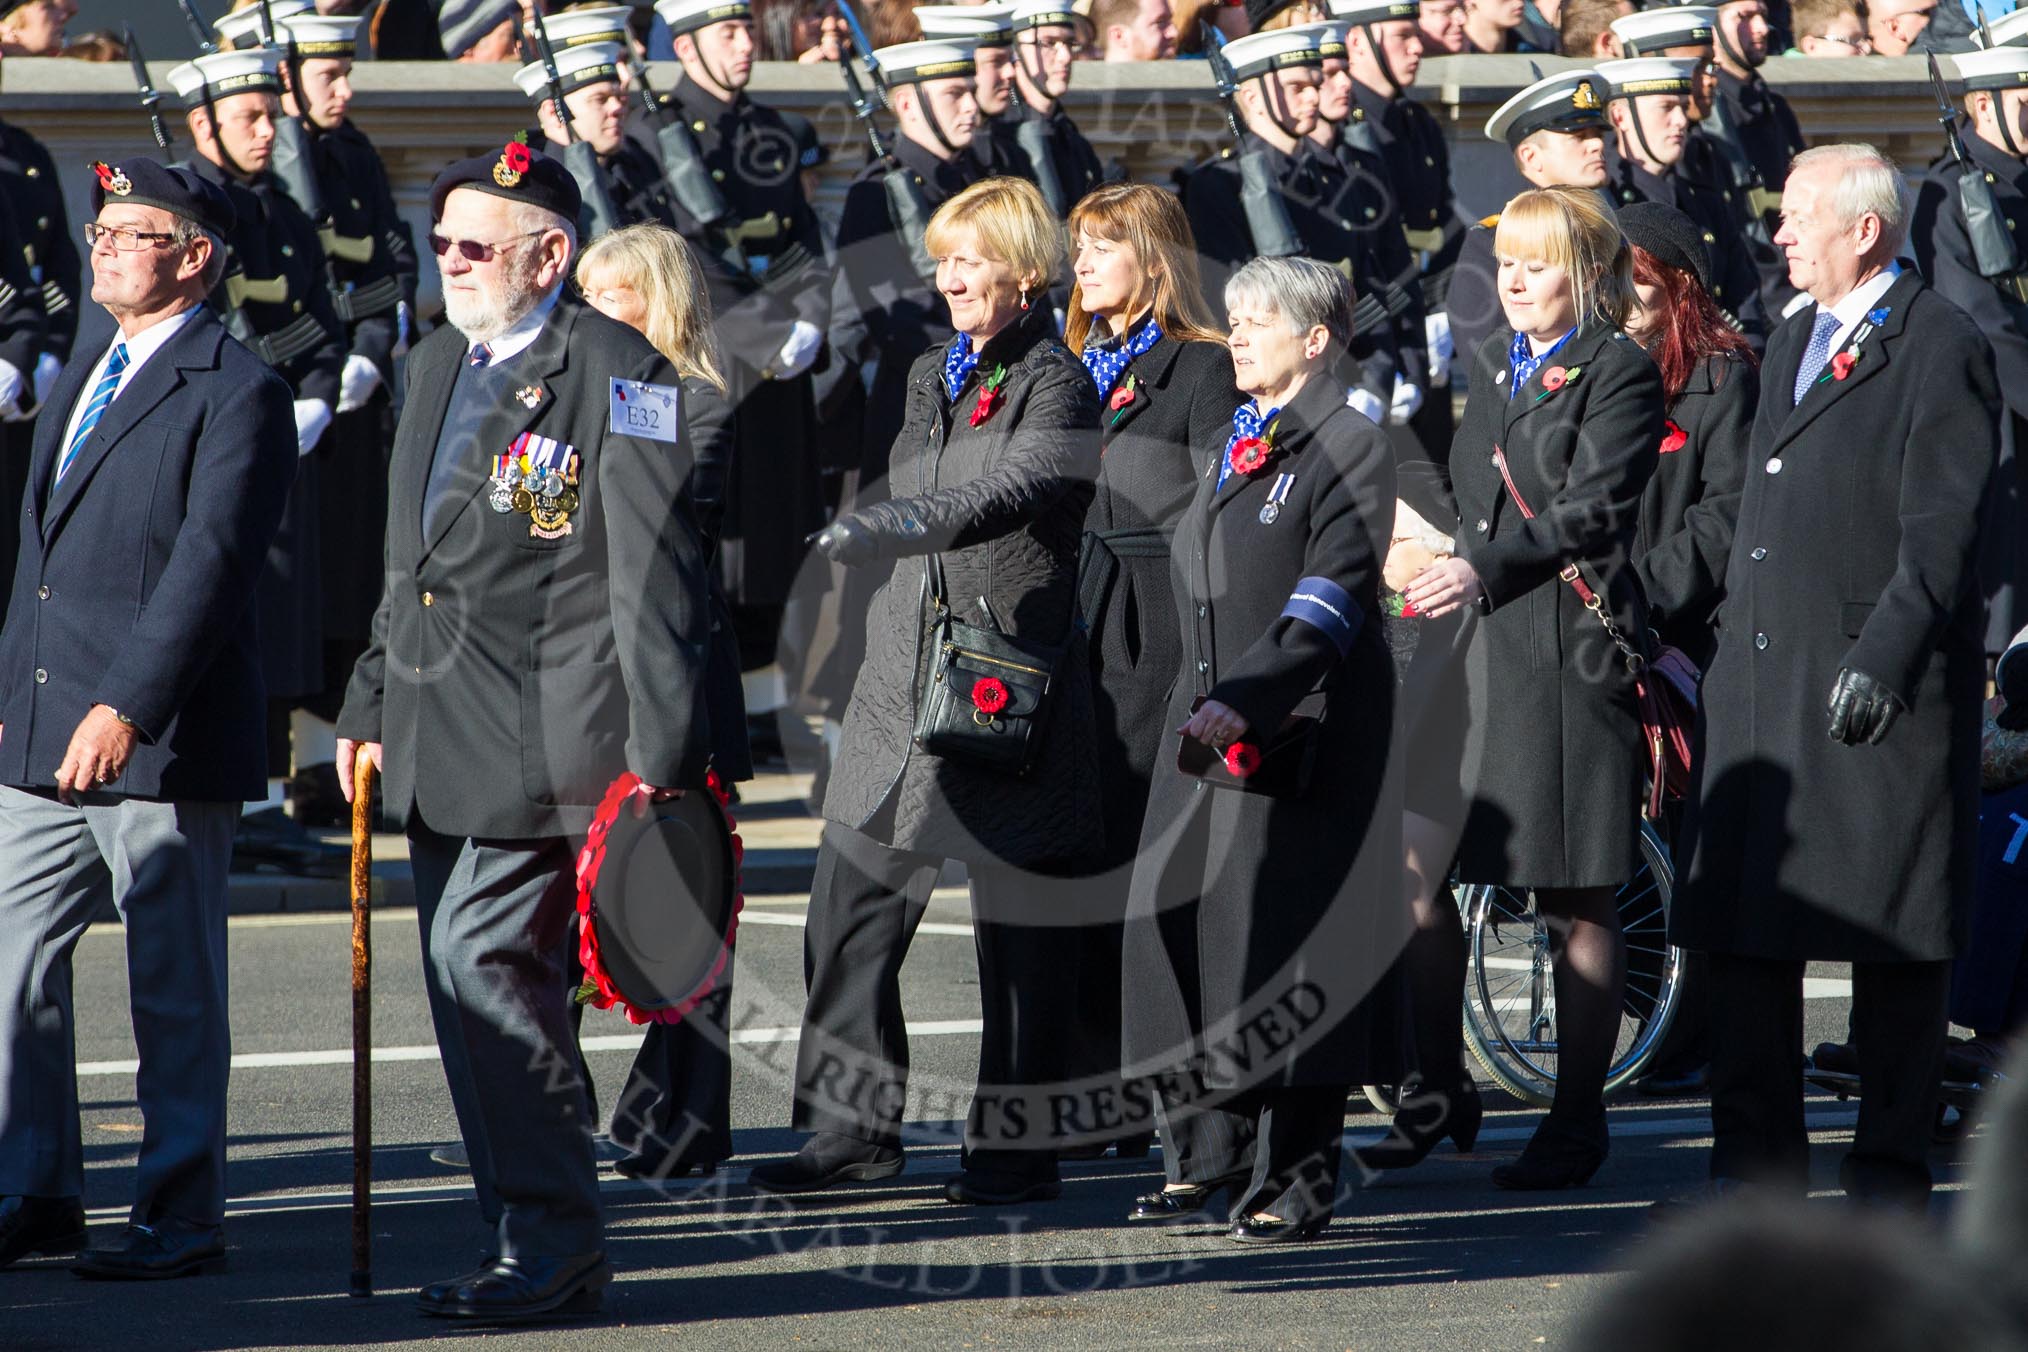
[1120,255,1406,1245]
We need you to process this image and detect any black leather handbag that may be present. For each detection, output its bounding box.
[912,554,1064,777]
[1176,694,1325,799]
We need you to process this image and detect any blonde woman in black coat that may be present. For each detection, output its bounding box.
[1061,183,1239,1160]
[1405,185,1665,1190]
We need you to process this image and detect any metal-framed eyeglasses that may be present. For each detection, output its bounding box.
[83,223,180,252]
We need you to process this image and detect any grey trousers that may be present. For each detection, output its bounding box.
[0,783,236,1228]
[408,818,603,1259]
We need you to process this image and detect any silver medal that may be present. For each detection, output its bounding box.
[1259,501,1280,525]
[540,471,565,499]
[488,481,515,513]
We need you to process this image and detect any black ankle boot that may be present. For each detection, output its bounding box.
[1353,1083,1483,1172]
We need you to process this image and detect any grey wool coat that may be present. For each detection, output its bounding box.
[821,308,1106,870]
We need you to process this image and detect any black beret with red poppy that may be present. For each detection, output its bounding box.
[88,157,236,240]
[428,136,583,227]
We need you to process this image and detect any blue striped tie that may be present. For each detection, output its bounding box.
[56,343,129,485]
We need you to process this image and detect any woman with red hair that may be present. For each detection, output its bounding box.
[1619,201,1759,670]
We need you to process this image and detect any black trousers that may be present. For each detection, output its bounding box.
[1709,953,1951,1204]
[1155,1084,1349,1224]
[791,820,1065,1179]
[608,980,736,1173]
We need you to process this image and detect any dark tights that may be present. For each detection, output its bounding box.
[1537,884,1625,1133]
[1401,811,1468,1092]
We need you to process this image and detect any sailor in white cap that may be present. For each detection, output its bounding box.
[1686,0,1805,315]
[213,0,313,51]
[1974,8,2028,47]
[1607,6,1719,141]
[1180,27,1405,422]
[1914,42,2028,655]
[1600,57,1764,344]
[515,39,679,232]
[916,5,1025,175]
[1444,67,1612,361]
[265,9,422,820]
[169,46,349,849]
[996,0,1108,218]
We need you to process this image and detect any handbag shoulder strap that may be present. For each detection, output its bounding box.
[1489,442,1647,674]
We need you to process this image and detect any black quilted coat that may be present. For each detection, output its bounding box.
[821,308,1106,870]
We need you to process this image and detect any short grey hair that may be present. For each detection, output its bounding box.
[503,199,577,255]
[1789,142,1908,256]
[171,218,228,291]
[1223,256,1355,354]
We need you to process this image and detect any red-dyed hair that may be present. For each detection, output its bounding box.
[1630,245,1757,407]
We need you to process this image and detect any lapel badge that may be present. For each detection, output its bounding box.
[516,384,543,409]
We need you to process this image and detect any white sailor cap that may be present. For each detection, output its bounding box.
[214,0,312,51]
[915,5,1016,45]
[513,40,627,101]
[1008,0,1083,32]
[1290,20,1352,58]
[1324,0,1422,23]
[872,38,979,84]
[1608,6,1716,55]
[1972,9,2028,47]
[1220,27,1325,82]
[167,49,284,106]
[537,5,635,47]
[1952,44,2028,91]
[1484,67,1608,145]
[1597,56,1701,99]
[277,14,365,59]
[653,0,752,38]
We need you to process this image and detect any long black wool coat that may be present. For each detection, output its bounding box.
[1449,320,1666,889]
[1121,372,1408,1092]
[820,309,1105,871]
[1677,270,2000,963]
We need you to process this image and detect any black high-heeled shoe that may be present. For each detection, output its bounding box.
[1353,1084,1483,1172]
[1126,1170,1249,1222]
[1490,1120,1607,1191]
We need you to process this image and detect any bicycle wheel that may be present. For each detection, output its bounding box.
[1459,820,1683,1107]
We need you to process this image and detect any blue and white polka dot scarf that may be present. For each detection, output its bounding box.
[1080,319,1163,398]
[943,334,982,400]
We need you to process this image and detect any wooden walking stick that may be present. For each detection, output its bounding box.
[349,755,376,1298]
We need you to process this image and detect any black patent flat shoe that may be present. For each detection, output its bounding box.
[1229,1214,1330,1245]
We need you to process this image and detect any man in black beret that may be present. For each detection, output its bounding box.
[0,156,298,1279]
[337,142,714,1322]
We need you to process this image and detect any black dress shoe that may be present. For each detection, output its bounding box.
[1634,1064,1711,1098]
[423,1252,610,1323]
[1126,1171,1250,1222]
[72,1222,226,1280]
[746,1133,903,1194]
[1491,1121,1608,1192]
[417,1254,499,1309]
[1229,1214,1330,1245]
[942,1170,1062,1205]
[612,1155,718,1182]
[0,1195,86,1267]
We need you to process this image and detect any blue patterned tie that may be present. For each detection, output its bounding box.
[1792,309,1839,405]
[55,342,129,485]
[469,342,493,368]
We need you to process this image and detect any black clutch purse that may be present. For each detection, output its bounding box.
[1176,694,1324,799]
[912,555,1064,777]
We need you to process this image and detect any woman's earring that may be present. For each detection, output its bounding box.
[1020,286,1031,312]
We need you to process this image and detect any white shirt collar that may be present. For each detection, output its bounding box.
[1818,261,1902,354]
[465,286,562,366]
[110,302,202,373]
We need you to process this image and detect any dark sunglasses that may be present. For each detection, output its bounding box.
[427,229,542,263]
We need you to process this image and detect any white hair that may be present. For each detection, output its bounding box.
[1223,256,1356,353]
[1789,142,1908,256]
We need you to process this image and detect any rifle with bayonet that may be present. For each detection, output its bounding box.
[528,6,622,239]
[125,25,172,150]
[170,0,264,352]
[1930,52,2027,303]
[1202,23,1303,261]
[627,52,736,239]
[835,0,938,285]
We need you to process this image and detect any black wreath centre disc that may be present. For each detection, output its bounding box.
[590,791,738,1014]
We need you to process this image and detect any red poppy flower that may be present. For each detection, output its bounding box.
[1108,384,1136,412]
[972,677,1009,715]
[1659,420,1688,455]
[1223,742,1261,778]
[1541,366,1569,392]
[1399,596,1421,619]
[970,386,1001,428]
[1229,436,1270,477]
[92,161,114,188]
[503,140,533,174]
[1830,351,1856,381]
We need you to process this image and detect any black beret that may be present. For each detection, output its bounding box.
[429,138,583,226]
[1618,200,1711,293]
[1247,0,1300,30]
[88,157,236,240]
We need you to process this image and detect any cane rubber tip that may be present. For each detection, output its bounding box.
[349,1271,372,1298]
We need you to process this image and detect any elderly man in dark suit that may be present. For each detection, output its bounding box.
[1677,142,2001,1208]
[337,144,712,1322]
[0,158,296,1279]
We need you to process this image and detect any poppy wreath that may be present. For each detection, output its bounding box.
[970,364,1010,428]
[1659,419,1688,454]
[971,676,1010,716]
[1224,742,1262,778]
[573,769,745,1027]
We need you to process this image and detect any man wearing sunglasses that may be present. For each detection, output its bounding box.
[168,47,349,877]
[336,145,712,1324]
[0,157,296,1280]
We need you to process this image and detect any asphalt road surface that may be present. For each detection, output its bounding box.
[0,776,1984,1351]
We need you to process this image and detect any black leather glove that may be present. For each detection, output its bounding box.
[1826,666,1904,746]
[806,516,879,566]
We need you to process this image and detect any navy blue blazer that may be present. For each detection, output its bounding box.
[0,304,297,801]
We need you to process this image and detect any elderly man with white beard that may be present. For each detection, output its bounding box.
[335,144,713,1323]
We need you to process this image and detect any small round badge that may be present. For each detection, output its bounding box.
[1259,502,1280,525]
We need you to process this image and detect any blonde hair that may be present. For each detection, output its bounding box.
[924,176,1065,297]
[1064,182,1224,352]
[1257,2,1326,29]
[1493,185,1634,330]
[574,223,727,394]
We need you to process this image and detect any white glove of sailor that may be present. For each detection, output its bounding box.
[1347,385,1386,426]
[338,353,383,414]
[293,398,334,457]
[768,320,823,380]
[1424,312,1455,389]
[0,358,25,423]
[1388,374,1425,426]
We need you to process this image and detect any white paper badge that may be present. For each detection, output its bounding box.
[610,377,681,443]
